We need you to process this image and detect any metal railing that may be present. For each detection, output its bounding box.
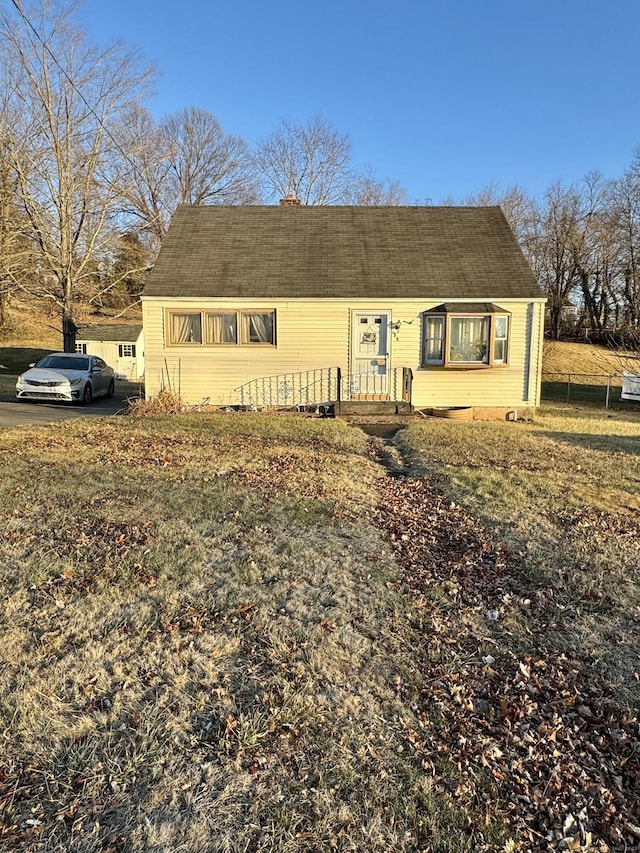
[344,371,388,397]
[234,366,413,409]
[342,366,412,403]
[234,367,341,409]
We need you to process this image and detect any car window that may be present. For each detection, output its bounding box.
[37,355,89,371]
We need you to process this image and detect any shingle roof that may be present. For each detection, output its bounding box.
[77,323,142,342]
[143,205,543,301]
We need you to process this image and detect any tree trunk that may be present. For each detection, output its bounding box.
[62,315,77,353]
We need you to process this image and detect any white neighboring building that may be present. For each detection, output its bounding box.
[622,372,640,402]
[75,324,144,380]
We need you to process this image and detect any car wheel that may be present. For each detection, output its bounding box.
[106,378,115,399]
[82,383,93,405]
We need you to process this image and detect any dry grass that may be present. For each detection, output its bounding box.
[397,404,640,711]
[1,403,639,851]
[0,302,62,350]
[543,339,640,379]
[2,309,640,849]
[126,387,183,416]
[1,414,500,853]
[1,300,142,350]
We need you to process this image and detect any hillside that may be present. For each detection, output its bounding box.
[0,300,142,349]
[543,339,639,376]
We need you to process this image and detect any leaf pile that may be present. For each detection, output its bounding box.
[372,473,640,852]
[551,505,640,544]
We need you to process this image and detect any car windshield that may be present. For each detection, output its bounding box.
[36,355,89,371]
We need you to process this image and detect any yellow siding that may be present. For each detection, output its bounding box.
[142,298,546,408]
[143,300,349,405]
[386,301,542,409]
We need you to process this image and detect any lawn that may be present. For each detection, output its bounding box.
[1,408,639,852]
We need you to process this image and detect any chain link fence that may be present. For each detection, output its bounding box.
[542,372,640,410]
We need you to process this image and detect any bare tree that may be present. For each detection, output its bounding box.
[0,109,33,327]
[253,115,354,205]
[563,174,618,335]
[162,106,260,207]
[114,104,174,246]
[610,157,640,332]
[0,0,154,348]
[347,168,408,205]
[464,183,542,273]
[531,181,596,339]
[116,105,260,251]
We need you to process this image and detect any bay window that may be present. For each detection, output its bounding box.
[422,304,510,368]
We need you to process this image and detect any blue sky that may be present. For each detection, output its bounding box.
[77,0,640,204]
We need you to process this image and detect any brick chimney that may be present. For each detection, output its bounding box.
[279,193,301,205]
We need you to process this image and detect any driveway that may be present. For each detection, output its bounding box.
[0,383,140,429]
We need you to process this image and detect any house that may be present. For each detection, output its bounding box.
[75,323,144,380]
[141,205,546,418]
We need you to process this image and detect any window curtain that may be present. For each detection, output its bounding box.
[170,313,201,344]
[493,316,508,363]
[243,312,273,343]
[449,317,489,363]
[206,313,237,344]
[424,316,444,362]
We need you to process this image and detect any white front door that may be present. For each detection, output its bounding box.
[350,311,390,397]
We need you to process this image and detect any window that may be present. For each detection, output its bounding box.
[169,312,202,344]
[493,315,508,364]
[424,316,444,364]
[206,313,238,345]
[449,316,490,363]
[118,344,136,358]
[75,343,87,354]
[166,309,275,347]
[241,312,275,344]
[422,304,510,368]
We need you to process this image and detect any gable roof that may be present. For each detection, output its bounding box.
[143,205,543,301]
[77,323,142,342]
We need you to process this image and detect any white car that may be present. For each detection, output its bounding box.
[16,353,115,404]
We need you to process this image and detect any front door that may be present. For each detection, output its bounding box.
[350,311,390,397]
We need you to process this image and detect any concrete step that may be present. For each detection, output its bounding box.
[336,400,412,415]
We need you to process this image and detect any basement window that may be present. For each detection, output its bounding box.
[422,304,510,368]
